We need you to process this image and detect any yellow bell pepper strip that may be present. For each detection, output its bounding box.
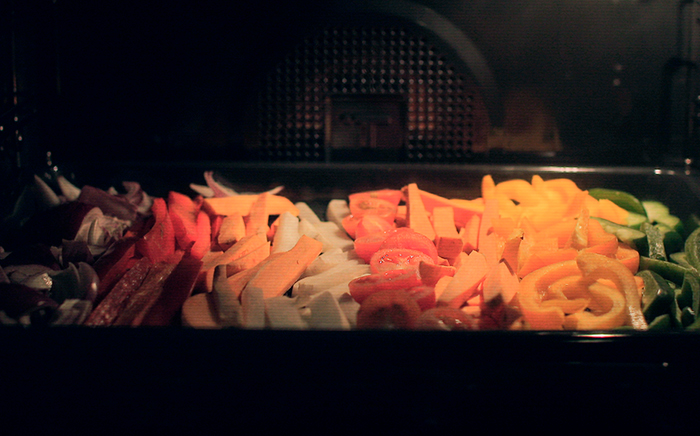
[518,259,580,329]
[575,252,648,330]
[563,281,627,330]
[518,252,648,330]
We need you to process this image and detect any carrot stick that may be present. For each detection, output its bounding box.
[459,214,480,254]
[416,189,483,228]
[202,194,299,217]
[197,233,269,293]
[225,241,270,275]
[243,235,324,299]
[404,183,436,241]
[217,212,246,249]
[419,261,457,287]
[478,198,500,265]
[181,292,221,328]
[433,275,453,301]
[438,250,489,308]
[431,206,464,260]
[245,192,270,237]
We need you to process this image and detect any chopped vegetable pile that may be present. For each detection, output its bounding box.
[2,170,700,331]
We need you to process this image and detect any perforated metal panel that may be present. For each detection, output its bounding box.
[248,26,490,162]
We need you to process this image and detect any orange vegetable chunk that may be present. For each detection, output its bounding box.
[431,206,464,260]
[404,183,436,241]
[244,235,323,299]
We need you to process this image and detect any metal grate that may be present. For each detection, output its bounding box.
[249,26,490,162]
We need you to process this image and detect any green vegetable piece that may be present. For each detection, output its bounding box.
[642,200,670,222]
[638,270,675,323]
[591,216,647,252]
[656,224,684,256]
[684,227,700,272]
[640,222,667,261]
[669,252,700,277]
[588,188,647,216]
[643,200,686,237]
[680,306,696,328]
[638,256,689,287]
[625,212,648,229]
[685,315,700,331]
[683,272,700,316]
[647,313,673,330]
[683,213,700,237]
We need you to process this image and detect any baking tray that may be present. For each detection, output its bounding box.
[3,162,700,433]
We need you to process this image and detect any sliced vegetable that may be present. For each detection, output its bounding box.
[369,248,434,273]
[404,183,436,241]
[355,288,422,329]
[637,270,676,324]
[202,194,299,218]
[348,269,422,304]
[587,188,647,217]
[243,235,323,299]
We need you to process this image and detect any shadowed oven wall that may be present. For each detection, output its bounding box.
[246,24,490,163]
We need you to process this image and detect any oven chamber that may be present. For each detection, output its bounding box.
[4,0,700,433]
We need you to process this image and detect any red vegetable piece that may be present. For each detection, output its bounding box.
[348,269,422,304]
[349,197,397,222]
[415,307,479,331]
[405,285,437,311]
[348,189,403,207]
[379,228,439,263]
[84,256,153,326]
[91,236,138,304]
[356,289,422,329]
[355,214,396,239]
[168,191,199,252]
[353,227,414,263]
[140,254,204,326]
[136,198,176,264]
[77,185,138,221]
[111,251,184,327]
[369,248,435,273]
[341,214,362,239]
[190,210,211,260]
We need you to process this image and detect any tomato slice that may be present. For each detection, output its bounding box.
[349,197,398,222]
[370,248,435,273]
[349,189,403,207]
[353,227,415,263]
[355,215,396,239]
[341,214,362,239]
[356,289,422,329]
[348,269,422,304]
[406,285,437,311]
[379,228,439,263]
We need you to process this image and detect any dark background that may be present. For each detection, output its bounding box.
[2,0,693,168]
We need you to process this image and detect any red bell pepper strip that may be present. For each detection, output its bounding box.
[140,254,204,326]
[136,197,176,264]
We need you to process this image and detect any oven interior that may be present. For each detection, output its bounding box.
[4,1,700,433]
[3,0,700,176]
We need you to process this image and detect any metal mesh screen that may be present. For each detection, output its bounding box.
[248,26,490,162]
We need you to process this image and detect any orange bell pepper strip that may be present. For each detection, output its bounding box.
[615,243,640,274]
